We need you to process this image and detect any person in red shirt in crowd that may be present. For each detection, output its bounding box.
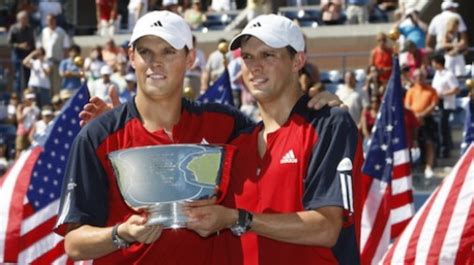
[360,96,380,140]
[95,0,118,37]
[56,11,343,264]
[185,14,361,265]
[370,32,393,85]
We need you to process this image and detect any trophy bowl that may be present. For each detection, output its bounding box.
[108,144,235,228]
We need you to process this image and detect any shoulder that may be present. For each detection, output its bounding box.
[78,102,134,145]
[294,100,356,133]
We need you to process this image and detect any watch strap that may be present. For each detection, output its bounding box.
[230,209,253,236]
[112,224,131,249]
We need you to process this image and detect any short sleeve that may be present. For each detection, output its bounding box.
[446,71,459,88]
[303,109,358,212]
[54,134,109,236]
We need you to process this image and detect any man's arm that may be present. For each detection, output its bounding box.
[186,205,342,247]
[64,215,162,261]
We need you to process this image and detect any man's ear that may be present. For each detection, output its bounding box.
[186,49,196,70]
[128,47,136,69]
[293,52,306,73]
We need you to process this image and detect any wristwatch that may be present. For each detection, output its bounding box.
[112,224,131,249]
[230,209,253,236]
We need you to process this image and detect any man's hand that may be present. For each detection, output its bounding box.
[307,87,345,110]
[79,89,121,126]
[185,204,236,237]
[118,214,163,244]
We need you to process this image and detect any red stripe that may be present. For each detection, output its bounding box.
[403,188,441,264]
[30,240,65,265]
[392,163,411,179]
[455,198,474,264]
[20,216,57,251]
[361,185,391,265]
[391,218,411,239]
[4,148,42,262]
[454,148,474,264]
[426,148,472,264]
[391,191,413,209]
[23,203,35,220]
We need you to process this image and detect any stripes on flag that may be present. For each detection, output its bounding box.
[381,144,474,264]
[359,57,414,264]
[0,85,89,264]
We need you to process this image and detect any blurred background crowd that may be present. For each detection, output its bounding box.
[0,0,472,190]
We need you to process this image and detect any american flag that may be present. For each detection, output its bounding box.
[0,84,89,264]
[460,97,474,154]
[198,70,234,106]
[360,58,414,264]
[381,143,474,264]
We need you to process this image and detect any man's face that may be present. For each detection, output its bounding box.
[240,37,303,103]
[129,36,195,100]
[47,15,56,28]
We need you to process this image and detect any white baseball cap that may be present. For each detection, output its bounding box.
[229,14,305,52]
[130,11,193,50]
[100,65,113,75]
[125,73,136,82]
[441,0,459,10]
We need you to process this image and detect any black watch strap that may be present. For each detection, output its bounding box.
[112,224,131,249]
[230,209,253,236]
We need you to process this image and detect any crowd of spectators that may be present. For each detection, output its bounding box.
[0,0,471,182]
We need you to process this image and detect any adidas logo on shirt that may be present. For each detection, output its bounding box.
[280,149,298,164]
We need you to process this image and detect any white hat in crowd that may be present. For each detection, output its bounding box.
[229,14,305,52]
[25,93,36,100]
[441,0,459,10]
[100,65,113,76]
[41,109,54,117]
[125,73,137,82]
[129,11,193,50]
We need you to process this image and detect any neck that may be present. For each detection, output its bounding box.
[135,93,182,132]
[258,85,304,135]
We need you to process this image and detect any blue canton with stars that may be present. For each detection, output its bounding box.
[362,58,408,182]
[198,70,234,106]
[27,85,89,209]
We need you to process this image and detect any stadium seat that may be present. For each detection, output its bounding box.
[320,71,331,83]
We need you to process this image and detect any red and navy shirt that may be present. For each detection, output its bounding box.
[54,98,252,264]
[215,95,361,265]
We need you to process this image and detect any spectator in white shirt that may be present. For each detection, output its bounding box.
[184,35,206,99]
[128,0,148,32]
[431,54,459,158]
[426,0,468,54]
[38,14,71,96]
[22,48,51,107]
[29,105,55,146]
[441,17,467,77]
[89,65,118,104]
[335,71,369,126]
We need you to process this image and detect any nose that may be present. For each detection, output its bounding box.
[246,59,263,75]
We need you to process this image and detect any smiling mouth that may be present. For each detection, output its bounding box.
[147,74,166,80]
[250,77,268,86]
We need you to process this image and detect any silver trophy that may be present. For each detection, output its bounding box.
[108,144,234,228]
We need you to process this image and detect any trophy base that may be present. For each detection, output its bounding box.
[146,202,188,229]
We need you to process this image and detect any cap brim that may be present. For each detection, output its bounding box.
[229,31,289,51]
[130,28,186,50]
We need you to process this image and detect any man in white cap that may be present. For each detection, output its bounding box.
[89,65,119,103]
[426,0,468,53]
[185,14,361,265]
[57,10,344,264]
